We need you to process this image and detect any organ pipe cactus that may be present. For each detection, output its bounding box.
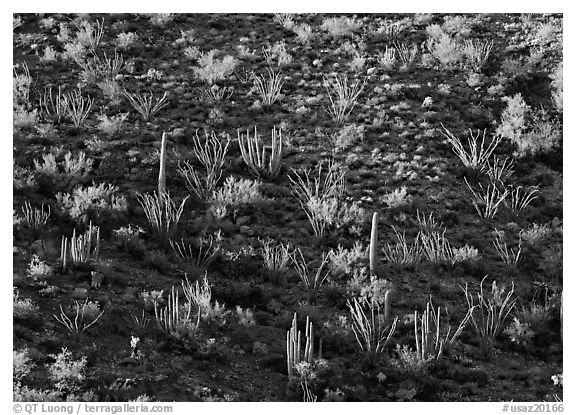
[286,313,322,377]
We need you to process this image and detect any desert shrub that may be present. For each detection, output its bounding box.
[209,176,266,219]
[97,113,129,136]
[13,63,32,108]
[13,288,39,318]
[140,289,164,311]
[348,54,366,72]
[274,13,295,30]
[40,46,59,62]
[451,245,480,264]
[184,45,201,60]
[34,151,93,188]
[381,186,412,208]
[13,349,34,382]
[27,254,53,280]
[149,13,174,26]
[73,18,104,52]
[56,182,128,224]
[13,107,38,130]
[504,317,535,345]
[321,16,362,38]
[391,344,432,374]
[193,50,238,85]
[49,348,88,394]
[293,23,313,44]
[497,94,561,156]
[262,41,292,68]
[13,63,37,129]
[328,242,366,276]
[97,79,123,105]
[518,109,561,156]
[113,224,146,256]
[332,124,365,150]
[13,162,37,189]
[550,63,562,112]
[496,93,529,144]
[519,223,551,246]
[377,46,397,70]
[442,15,472,37]
[517,303,551,334]
[13,384,60,402]
[424,33,463,70]
[116,32,139,49]
[235,306,255,326]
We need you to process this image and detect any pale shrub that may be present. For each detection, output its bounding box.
[97,113,128,136]
[13,349,34,382]
[34,151,94,184]
[13,288,39,318]
[27,254,53,280]
[550,62,562,112]
[116,32,139,49]
[496,93,529,143]
[49,348,87,393]
[381,186,412,208]
[328,242,366,276]
[321,16,362,38]
[56,182,128,222]
[209,176,266,218]
[193,50,238,85]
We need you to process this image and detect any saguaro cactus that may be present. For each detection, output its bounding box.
[158,132,167,196]
[369,212,378,276]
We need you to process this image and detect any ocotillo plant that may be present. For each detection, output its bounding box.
[369,212,378,276]
[60,222,100,272]
[158,132,167,196]
[368,212,392,325]
[286,313,322,377]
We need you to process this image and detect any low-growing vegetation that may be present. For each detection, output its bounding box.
[13,12,562,403]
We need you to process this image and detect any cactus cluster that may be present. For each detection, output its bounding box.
[286,313,322,376]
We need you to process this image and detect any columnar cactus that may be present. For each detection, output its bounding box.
[286,313,321,376]
[369,212,393,324]
[158,132,167,196]
[369,212,378,276]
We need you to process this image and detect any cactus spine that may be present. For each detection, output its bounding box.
[369,212,378,276]
[158,132,167,196]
